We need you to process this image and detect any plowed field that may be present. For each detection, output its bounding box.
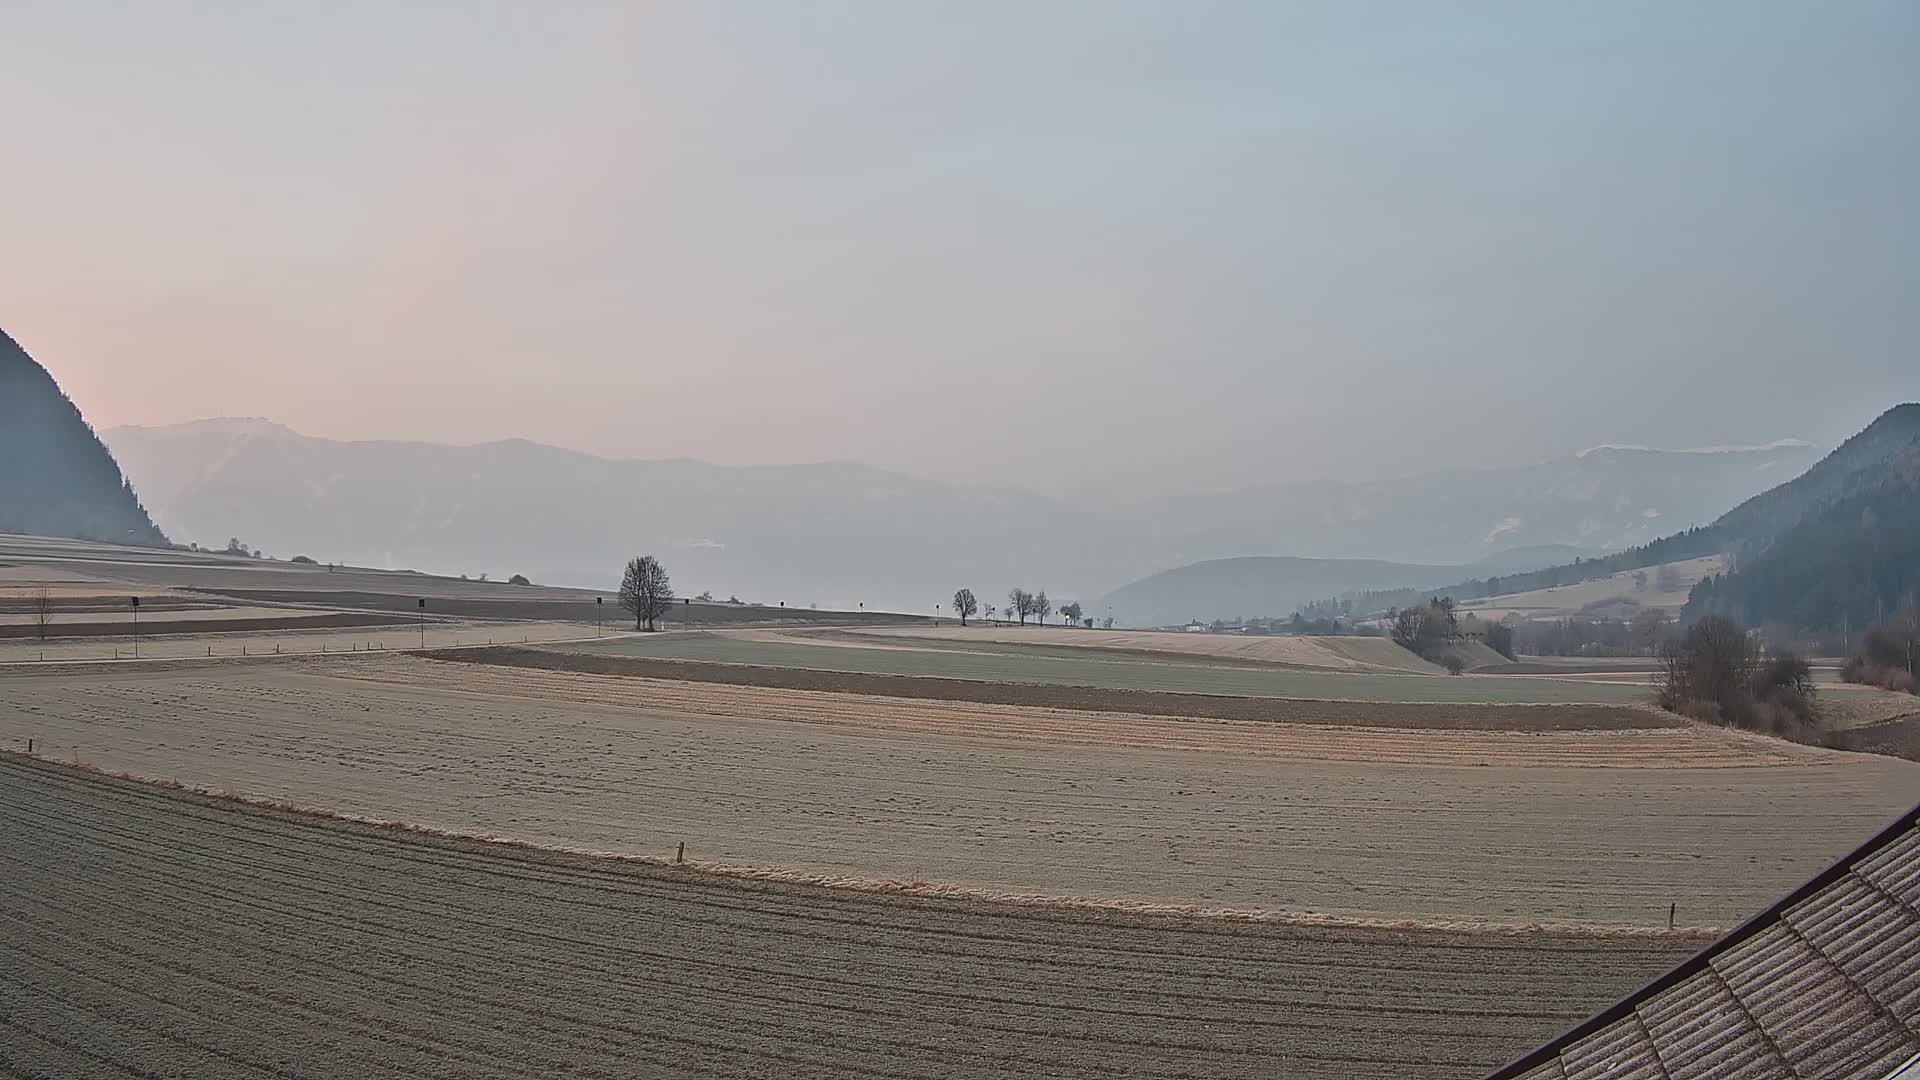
[0,755,1698,1080]
[3,655,1911,926]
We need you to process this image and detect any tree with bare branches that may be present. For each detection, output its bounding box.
[1008,587,1032,625]
[30,588,53,640]
[1033,590,1052,626]
[951,588,978,627]
[619,555,674,631]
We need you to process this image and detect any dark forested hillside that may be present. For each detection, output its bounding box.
[0,329,166,546]
[1686,447,1920,636]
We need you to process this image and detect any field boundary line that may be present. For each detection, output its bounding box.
[417,646,1679,731]
[0,750,1727,941]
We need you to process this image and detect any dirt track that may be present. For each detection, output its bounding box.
[0,755,1696,1080]
[3,655,1910,926]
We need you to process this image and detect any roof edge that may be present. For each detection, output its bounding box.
[1485,799,1920,1079]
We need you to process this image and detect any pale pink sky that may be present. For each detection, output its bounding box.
[4,2,1915,493]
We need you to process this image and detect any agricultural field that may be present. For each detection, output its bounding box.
[3,535,1913,1078]
[3,654,1910,926]
[1458,554,1727,622]
[0,755,1700,1080]
[0,534,915,649]
[549,629,1655,704]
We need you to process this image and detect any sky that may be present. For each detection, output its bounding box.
[3,1,1916,495]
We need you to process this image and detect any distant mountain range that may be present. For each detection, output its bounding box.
[106,418,1823,619]
[1098,548,1597,629]
[0,329,165,547]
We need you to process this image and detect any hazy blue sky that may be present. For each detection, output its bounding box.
[3,1,1915,493]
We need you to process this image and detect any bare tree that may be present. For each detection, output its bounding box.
[1008,587,1031,625]
[1033,590,1052,626]
[30,588,53,641]
[619,555,674,631]
[1656,614,1757,718]
[952,588,978,626]
[1059,601,1083,626]
[1390,606,1426,652]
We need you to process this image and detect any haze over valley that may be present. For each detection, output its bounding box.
[4,4,1918,1078]
[104,413,1825,621]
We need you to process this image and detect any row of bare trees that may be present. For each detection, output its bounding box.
[946,587,1089,628]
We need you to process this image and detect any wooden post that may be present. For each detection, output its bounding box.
[676,842,685,864]
[26,739,32,754]
[1669,903,1676,929]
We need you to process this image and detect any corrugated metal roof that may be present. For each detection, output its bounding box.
[1491,805,1920,1080]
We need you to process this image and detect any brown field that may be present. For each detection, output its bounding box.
[3,654,1911,927]
[0,755,1701,1080]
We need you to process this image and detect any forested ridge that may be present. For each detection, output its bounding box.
[1,328,166,546]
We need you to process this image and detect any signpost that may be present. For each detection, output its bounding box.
[596,596,603,637]
[417,598,426,649]
[130,596,140,658]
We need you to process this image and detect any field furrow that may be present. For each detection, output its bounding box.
[2,657,1911,926]
[0,756,1694,1080]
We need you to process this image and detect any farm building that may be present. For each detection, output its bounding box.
[1491,803,1920,1079]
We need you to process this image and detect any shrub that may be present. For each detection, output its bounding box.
[1658,614,1825,742]
[508,574,532,586]
[1390,598,1458,660]
[1485,622,1515,661]
[289,554,317,564]
[1442,654,1465,675]
[1844,607,1919,696]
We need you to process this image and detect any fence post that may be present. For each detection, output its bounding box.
[676,842,685,864]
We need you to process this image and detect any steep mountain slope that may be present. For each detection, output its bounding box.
[1687,444,1920,635]
[1704,403,1920,560]
[0,329,165,546]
